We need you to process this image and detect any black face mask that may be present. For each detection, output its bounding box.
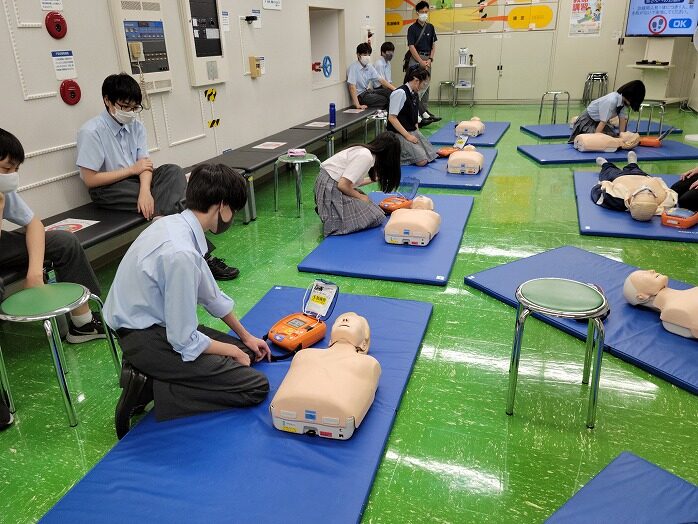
[212,207,233,235]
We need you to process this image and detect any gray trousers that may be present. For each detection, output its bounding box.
[0,229,101,301]
[116,324,269,421]
[359,88,391,109]
[88,164,187,217]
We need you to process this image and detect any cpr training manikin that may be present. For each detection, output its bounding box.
[447,145,484,175]
[455,116,486,137]
[270,312,381,440]
[574,131,641,152]
[593,173,677,221]
[623,270,698,339]
[384,195,441,246]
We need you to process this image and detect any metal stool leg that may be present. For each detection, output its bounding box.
[551,93,559,124]
[538,93,546,124]
[647,105,655,135]
[0,343,15,413]
[564,92,570,124]
[90,294,120,376]
[582,318,594,385]
[273,160,281,212]
[45,317,77,427]
[326,135,335,157]
[294,164,302,218]
[586,317,605,429]
[364,118,369,143]
[657,104,665,136]
[506,304,531,416]
[636,106,643,135]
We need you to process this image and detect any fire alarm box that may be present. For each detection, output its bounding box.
[179,0,228,86]
[249,56,264,78]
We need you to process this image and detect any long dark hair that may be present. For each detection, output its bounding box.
[617,80,645,112]
[361,132,401,193]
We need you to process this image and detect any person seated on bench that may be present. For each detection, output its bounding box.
[372,42,395,90]
[384,196,441,246]
[623,270,698,340]
[387,66,437,167]
[569,80,645,143]
[270,312,381,438]
[672,165,698,212]
[0,128,105,343]
[105,163,270,439]
[315,132,401,237]
[76,73,239,281]
[347,43,396,110]
[591,152,677,221]
[573,131,640,152]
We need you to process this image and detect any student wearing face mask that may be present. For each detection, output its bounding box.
[347,43,396,110]
[0,128,105,343]
[76,73,239,281]
[373,42,395,89]
[104,164,270,438]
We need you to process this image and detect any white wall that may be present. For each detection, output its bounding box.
[0,0,384,218]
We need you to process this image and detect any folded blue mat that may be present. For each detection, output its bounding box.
[299,193,473,286]
[521,121,683,140]
[546,452,698,523]
[401,150,497,190]
[428,121,510,146]
[518,140,698,165]
[574,171,698,243]
[464,246,698,395]
[41,286,433,524]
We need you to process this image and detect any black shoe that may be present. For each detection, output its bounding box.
[115,361,153,440]
[206,255,240,281]
[428,113,442,122]
[419,117,435,128]
[66,315,107,344]
[0,401,13,431]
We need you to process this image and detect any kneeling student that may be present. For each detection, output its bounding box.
[387,66,438,166]
[0,129,105,342]
[314,132,401,237]
[104,164,270,438]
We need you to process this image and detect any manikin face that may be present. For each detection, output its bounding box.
[629,270,669,298]
[411,196,434,210]
[628,189,660,221]
[330,312,371,353]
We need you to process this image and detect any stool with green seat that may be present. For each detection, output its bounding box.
[0,283,120,427]
[506,278,609,429]
[273,153,322,217]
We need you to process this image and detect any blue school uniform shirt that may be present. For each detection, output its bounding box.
[373,56,392,87]
[2,191,34,227]
[103,209,235,362]
[587,92,628,123]
[347,61,381,96]
[76,109,148,178]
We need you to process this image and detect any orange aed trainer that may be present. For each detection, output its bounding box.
[639,127,674,148]
[379,176,419,214]
[437,147,458,157]
[265,280,339,360]
[661,207,698,229]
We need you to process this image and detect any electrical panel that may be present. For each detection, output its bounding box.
[179,0,228,86]
[109,0,173,94]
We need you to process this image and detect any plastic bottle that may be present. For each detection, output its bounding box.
[329,103,336,128]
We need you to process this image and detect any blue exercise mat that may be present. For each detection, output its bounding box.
[521,121,683,140]
[464,246,698,395]
[400,150,497,190]
[546,452,698,523]
[517,140,698,165]
[574,171,698,243]
[428,121,510,146]
[41,286,433,524]
[299,193,473,286]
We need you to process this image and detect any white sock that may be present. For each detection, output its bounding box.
[70,311,93,327]
[422,112,430,119]
[596,157,607,167]
[627,151,637,164]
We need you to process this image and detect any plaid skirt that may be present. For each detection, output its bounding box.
[314,169,386,237]
[568,111,619,143]
[396,129,438,165]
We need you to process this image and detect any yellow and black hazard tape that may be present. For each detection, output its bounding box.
[204,88,217,102]
[208,119,220,128]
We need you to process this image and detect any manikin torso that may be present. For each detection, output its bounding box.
[455,117,486,137]
[600,175,676,215]
[384,196,442,244]
[447,145,484,174]
[574,132,640,152]
[270,313,381,430]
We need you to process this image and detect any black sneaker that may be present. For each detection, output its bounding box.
[206,255,240,281]
[0,401,13,431]
[66,315,107,344]
[427,113,442,122]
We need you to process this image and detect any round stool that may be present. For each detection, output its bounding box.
[538,91,570,124]
[273,153,321,217]
[635,101,665,136]
[438,81,455,113]
[363,112,387,143]
[0,283,120,427]
[506,278,609,429]
[582,72,609,107]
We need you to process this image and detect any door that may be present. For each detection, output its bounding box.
[497,31,554,100]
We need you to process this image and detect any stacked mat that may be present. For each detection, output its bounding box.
[517,141,698,165]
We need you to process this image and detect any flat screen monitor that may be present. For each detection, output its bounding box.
[626,0,698,37]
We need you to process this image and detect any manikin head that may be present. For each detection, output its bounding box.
[623,270,669,305]
[330,312,371,353]
[411,196,434,210]
[628,187,660,221]
[619,131,640,150]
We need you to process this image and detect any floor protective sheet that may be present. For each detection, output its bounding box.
[428,121,510,146]
[517,141,698,165]
[400,150,497,190]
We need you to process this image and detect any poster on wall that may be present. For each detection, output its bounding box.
[569,0,603,36]
[263,0,281,10]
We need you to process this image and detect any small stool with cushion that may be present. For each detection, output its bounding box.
[273,153,322,217]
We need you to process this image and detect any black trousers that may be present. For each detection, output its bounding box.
[117,324,269,421]
[359,88,391,109]
[0,229,101,301]
[590,162,648,211]
[671,173,698,212]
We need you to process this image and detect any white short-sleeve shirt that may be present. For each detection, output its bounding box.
[320,146,375,186]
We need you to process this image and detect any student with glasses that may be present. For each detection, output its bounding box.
[76,73,240,280]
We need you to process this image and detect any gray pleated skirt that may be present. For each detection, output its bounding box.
[314,169,386,237]
[568,111,619,143]
[396,130,438,166]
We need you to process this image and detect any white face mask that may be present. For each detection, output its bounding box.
[418,12,429,23]
[112,107,138,125]
[0,172,19,194]
[359,55,370,67]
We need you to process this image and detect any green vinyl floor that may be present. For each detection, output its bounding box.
[1,104,697,523]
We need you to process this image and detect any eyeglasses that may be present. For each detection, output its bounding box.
[115,101,144,113]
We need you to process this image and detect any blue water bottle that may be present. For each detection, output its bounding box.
[329,102,336,128]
